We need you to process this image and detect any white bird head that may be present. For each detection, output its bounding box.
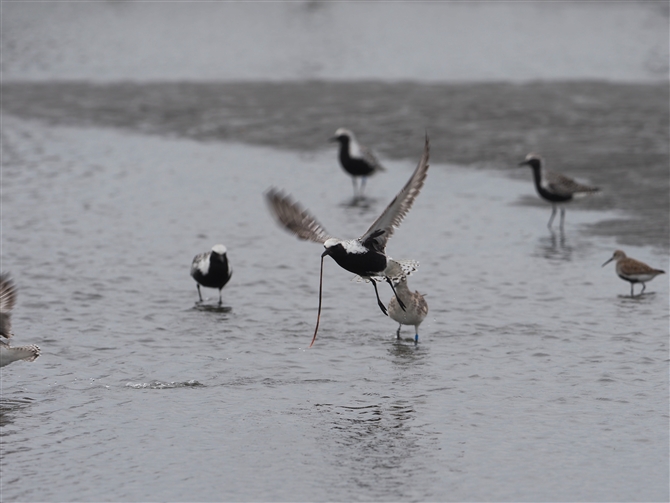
[330,128,356,144]
[519,152,543,169]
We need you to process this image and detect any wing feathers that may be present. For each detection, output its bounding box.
[0,274,16,339]
[361,135,430,249]
[265,188,333,244]
[545,170,599,195]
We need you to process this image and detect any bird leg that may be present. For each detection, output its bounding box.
[370,279,388,316]
[386,277,407,311]
[196,284,203,302]
[641,283,646,295]
[218,289,223,305]
[396,324,402,339]
[351,177,359,201]
[547,205,557,228]
[559,207,566,229]
[630,283,635,297]
[360,176,367,198]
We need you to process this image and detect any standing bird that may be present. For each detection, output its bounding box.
[0,273,41,368]
[330,128,386,201]
[602,250,665,297]
[266,135,429,346]
[388,276,428,343]
[519,153,600,229]
[190,244,232,304]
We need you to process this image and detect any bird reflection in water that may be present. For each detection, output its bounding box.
[192,303,232,314]
[389,338,423,364]
[535,227,573,262]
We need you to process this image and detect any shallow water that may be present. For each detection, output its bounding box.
[1,116,668,502]
[1,2,669,500]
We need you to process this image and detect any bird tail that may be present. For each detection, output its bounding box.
[387,259,419,280]
[351,259,419,284]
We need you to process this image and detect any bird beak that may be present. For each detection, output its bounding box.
[602,257,614,267]
[518,160,530,167]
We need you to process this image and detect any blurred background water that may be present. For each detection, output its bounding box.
[1,2,668,502]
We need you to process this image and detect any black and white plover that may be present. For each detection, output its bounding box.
[519,153,600,229]
[190,244,232,304]
[0,273,40,368]
[602,250,665,297]
[330,128,386,200]
[266,135,430,346]
[388,276,428,343]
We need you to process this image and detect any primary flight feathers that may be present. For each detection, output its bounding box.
[265,190,333,244]
[266,134,430,252]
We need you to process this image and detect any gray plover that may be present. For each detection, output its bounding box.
[519,153,599,228]
[0,273,40,368]
[388,276,428,343]
[190,244,232,304]
[602,250,665,297]
[330,128,386,200]
[266,134,430,346]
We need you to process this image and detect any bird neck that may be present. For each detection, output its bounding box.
[394,280,411,295]
[530,165,544,192]
[338,137,351,159]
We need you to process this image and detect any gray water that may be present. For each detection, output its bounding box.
[1,114,668,502]
[1,2,669,502]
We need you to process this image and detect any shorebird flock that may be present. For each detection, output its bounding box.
[266,135,429,346]
[517,153,664,296]
[1,128,666,366]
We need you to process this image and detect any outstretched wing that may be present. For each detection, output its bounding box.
[545,170,598,196]
[0,273,17,340]
[360,135,430,250]
[265,188,333,244]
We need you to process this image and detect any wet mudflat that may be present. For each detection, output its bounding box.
[1,115,667,502]
[2,80,668,252]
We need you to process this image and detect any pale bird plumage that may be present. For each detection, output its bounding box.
[356,258,419,284]
[195,253,211,276]
[388,277,428,343]
[0,273,41,368]
[602,250,665,296]
[1,343,41,368]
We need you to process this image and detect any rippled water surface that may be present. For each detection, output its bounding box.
[1,2,669,501]
[1,115,667,502]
